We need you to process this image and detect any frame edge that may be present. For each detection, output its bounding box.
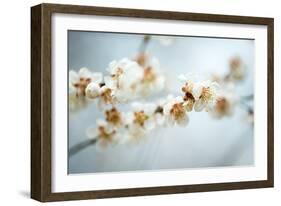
[31,3,53,202]
[267,18,274,188]
[31,4,43,202]
[40,3,273,25]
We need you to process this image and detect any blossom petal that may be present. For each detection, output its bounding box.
[144,103,157,115]
[69,83,77,97]
[194,99,206,112]
[69,70,79,84]
[78,67,92,79]
[104,76,116,89]
[92,72,103,84]
[178,74,187,82]
[155,113,166,126]
[144,118,155,131]
[192,84,203,100]
[86,126,98,139]
[183,100,194,112]
[107,60,118,73]
[131,102,143,111]
[163,102,172,115]
[155,76,165,91]
[174,96,184,103]
[177,115,189,126]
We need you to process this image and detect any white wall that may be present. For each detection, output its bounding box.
[0,0,279,205]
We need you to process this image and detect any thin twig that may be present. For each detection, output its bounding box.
[138,35,151,53]
[239,94,254,114]
[240,94,254,101]
[239,100,253,114]
[69,138,97,157]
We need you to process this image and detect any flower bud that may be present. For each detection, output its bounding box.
[85,82,101,99]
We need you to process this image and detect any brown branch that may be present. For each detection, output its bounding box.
[138,35,151,53]
[69,138,97,157]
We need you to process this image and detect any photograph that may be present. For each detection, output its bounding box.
[67,31,255,174]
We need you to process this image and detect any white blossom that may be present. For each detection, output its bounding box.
[129,102,156,130]
[122,102,157,142]
[69,67,102,97]
[68,68,103,112]
[86,120,121,150]
[104,58,143,102]
[97,85,116,107]
[179,74,219,112]
[180,78,196,112]
[192,80,219,112]
[123,124,147,143]
[163,96,189,126]
[104,107,125,127]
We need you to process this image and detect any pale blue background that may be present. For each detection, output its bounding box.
[68,31,254,174]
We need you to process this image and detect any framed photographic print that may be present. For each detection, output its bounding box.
[31,3,274,202]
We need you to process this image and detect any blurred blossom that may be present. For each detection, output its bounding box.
[136,54,165,96]
[210,93,236,119]
[142,65,165,94]
[68,97,88,112]
[207,56,252,119]
[135,52,149,67]
[212,74,235,92]
[210,73,225,85]
[229,56,246,81]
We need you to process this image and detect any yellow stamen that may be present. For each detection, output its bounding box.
[105,107,121,125]
[134,111,149,127]
[170,103,185,120]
